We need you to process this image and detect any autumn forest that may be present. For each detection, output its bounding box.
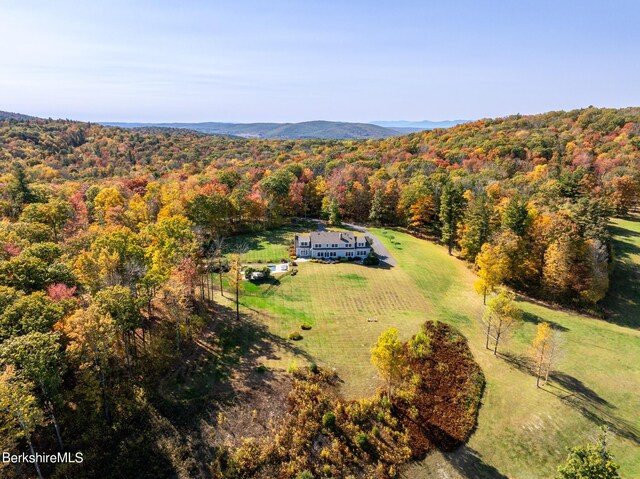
[0,106,638,478]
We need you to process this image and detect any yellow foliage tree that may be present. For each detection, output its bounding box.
[0,365,46,479]
[483,289,522,355]
[370,327,407,399]
[474,242,510,304]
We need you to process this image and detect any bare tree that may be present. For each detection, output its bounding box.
[213,236,226,297]
[228,242,248,321]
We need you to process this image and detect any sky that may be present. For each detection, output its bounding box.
[1,0,639,123]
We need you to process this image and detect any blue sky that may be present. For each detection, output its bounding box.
[1,0,638,122]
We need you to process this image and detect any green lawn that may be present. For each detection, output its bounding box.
[224,219,316,263]
[216,221,640,478]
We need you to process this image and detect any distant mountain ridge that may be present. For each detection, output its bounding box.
[0,109,469,139]
[101,120,400,139]
[0,110,36,121]
[370,119,470,129]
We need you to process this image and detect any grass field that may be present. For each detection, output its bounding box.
[215,220,640,478]
[224,219,317,263]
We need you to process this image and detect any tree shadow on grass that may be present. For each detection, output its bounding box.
[443,445,509,479]
[520,310,570,332]
[547,371,640,445]
[499,353,640,445]
[601,219,640,329]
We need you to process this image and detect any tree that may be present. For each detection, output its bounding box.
[368,188,387,225]
[459,193,492,260]
[607,175,639,216]
[370,327,406,399]
[213,236,226,297]
[502,196,530,237]
[147,215,196,274]
[137,268,166,343]
[322,197,341,226]
[7,163,36,217]
[0,292,65,341]
[20,199,74,241]
[407,195,436,232]
[0,365,46,479]
[75,226,146,292]
[439,182,465,255]
[186,192,233,237]
[556,427,620,479]
[93,187,126,224]
[0,332,66,449]
[94,285,142,376]
[530,322,561,387]
[368,179,401,225]
[60,306,118,422]
[229,254,243,321]
[474,242,509,305]
[482,289,522,355]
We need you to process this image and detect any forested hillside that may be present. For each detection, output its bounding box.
[1,107,638,304]
[0,107,638,478]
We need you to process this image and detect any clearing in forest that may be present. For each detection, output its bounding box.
[215,221,640,479]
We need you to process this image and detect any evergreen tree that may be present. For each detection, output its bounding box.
[439,182,465,255]
[368,189,387,225]
[460,193,492,260]
[502,196,530,237]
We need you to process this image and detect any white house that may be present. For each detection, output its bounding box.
[294,231,372,259]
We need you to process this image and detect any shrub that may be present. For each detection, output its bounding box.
[301,323,312,330]
[362,253,380,266]
[322,411,336,429]
[295,471,314,479]
[309,362,319,374]
[354,433,370,450]
[288,331,303,341]
[254,364,268,374]
[243,267,256,280]
[371,425,380,437]
[260,266,271,279]
[256,259,262,264]
[408,330,432,358]
[287,360,299,374]
[246,266,271,281]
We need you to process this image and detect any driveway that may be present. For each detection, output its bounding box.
[343,223,398,265]
[310,219,398,265]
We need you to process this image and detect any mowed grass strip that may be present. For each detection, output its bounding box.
[234,260,432,395]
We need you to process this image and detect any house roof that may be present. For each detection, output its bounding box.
[295,231,369,246]
[310,231,353,244]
